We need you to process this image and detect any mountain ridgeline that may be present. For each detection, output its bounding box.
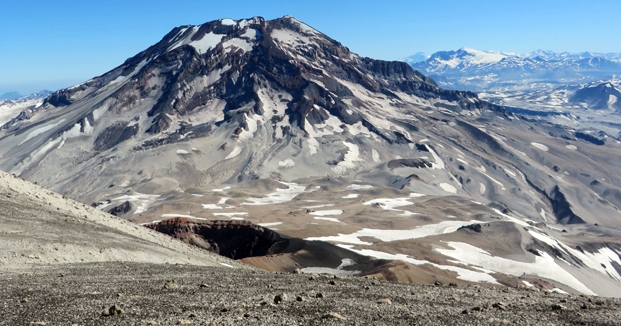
[1,16,621,230]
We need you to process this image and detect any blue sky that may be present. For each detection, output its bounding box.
[2,0,621,94]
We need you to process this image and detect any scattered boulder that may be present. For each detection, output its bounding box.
[274,293,287,304]
[102,304,124,316]
[377,298,392,305]
[107,201,134,217]
[321,312,346,320]
[147,219,289,259]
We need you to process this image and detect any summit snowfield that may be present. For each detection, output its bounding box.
[2,17,621,295]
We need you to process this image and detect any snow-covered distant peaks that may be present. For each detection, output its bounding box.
[404,48,621,65]
[406,48,621,92]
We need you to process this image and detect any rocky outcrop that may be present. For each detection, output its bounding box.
[107,201,134,217]
[147,218,289,259]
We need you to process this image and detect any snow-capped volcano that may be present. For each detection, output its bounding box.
[0,16,496,196]
[3,16,621,295]
[3,15,621,227]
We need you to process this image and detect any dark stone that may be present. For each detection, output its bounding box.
[575,132,605,146]
[93,121,139,152]
[458,223,482,233]
[107,201,134,217]
[147,219,290,260]
[387,159,432,169]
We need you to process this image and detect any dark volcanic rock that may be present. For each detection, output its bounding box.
[93,121,139,152]
[147,218,289,259]
[575,132,605,146]
[107,201,134,217]
[458,223,483,233]
[387,158,433,169]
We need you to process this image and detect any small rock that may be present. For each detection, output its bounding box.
[296,296,304,302]
[274,293,287,304]
[321,312,346,320]
[492,302,507,310]
[328,280,336,285]
[377,298,392,305]
[581,304,589,309]
[164,280,176,289]
[178,320,192,325]
[293,269,301,274]
[434,281,443,286]
[551,304,567,311]
[315,293,324,298]
[102,304,124,316]
[199,283,208,288]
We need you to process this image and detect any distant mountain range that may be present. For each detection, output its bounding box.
[402,48,621,92]
[0,90,52,102]
[0,90,52,126]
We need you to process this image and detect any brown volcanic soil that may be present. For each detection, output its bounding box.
[2,262,621,326]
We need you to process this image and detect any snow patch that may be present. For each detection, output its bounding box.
[242,182,307,206]
[372,149,381,162]
[531,142,549,151]
[225,146,242,160]
[213,212,248,217]
[310,210,343,216]
[278,158,295,168]
[301,258,361,276]
[338,246,499,284]
[346,184,373,190]
[331,142,363,174]
[313,216,343,223]
[306,220,481,245]
[110,193,161,215]
[19,119,66,145]
[439,183,457,194]
[436,241,595,295]
[258,222,283,227]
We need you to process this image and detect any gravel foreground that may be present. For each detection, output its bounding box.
[1,262,620,325]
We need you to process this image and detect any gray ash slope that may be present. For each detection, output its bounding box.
[2,16,621,295]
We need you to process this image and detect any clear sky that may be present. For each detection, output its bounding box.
[2,0,621,94]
